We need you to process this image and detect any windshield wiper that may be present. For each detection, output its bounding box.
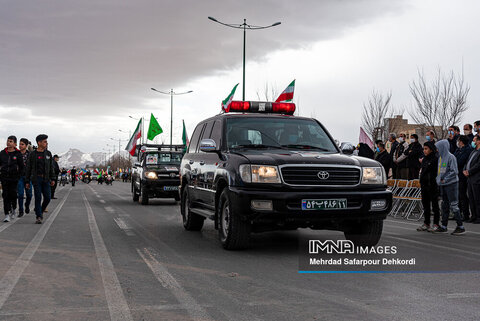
[281,144,331,151]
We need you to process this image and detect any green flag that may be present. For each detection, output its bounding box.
[182,119,189,152]
[147,113,163,141]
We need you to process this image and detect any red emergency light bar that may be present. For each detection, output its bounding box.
[224,101,296,115]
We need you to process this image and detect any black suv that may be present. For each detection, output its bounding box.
[132,144,183,204]
[180,101,392,250]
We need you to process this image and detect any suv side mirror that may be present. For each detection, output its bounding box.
[340,142,355,155]
[199,139,218,153]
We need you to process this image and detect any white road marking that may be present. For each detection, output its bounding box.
[137,247,212,321]
[442,293,480,299]
[83,193,133,321]
[99,200,106,204]
[104,206,115,214]
[113,218,135,236]
[0,188,72,309]
[0,216,21,233]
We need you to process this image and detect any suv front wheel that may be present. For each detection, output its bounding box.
[218,189,251,250]
[344,220,383,247]
[181,187,204,231]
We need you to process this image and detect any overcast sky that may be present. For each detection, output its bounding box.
[1,0,479,154]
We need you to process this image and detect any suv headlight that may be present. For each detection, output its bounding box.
[361,167,386,185]
[239,164,281,183]
[145,171,158,179]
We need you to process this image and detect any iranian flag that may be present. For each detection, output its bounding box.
[221,83,239,111]
[125,119,142,156]
[275,80,295,102]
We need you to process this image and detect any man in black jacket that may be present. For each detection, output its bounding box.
[394,133,409,179]
[455,135,473,221]
[464,134,480,223]
[405,134,423,180]
[388,134,399,179]
[463,124,474,144]
[0,136,24,222]
[417,141,440,231]
[17,138,32,217]
[25,134,55,224]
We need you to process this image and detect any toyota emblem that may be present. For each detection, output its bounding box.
[317,171,330,180]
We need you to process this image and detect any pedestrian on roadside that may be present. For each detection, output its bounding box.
[17,138,32,217]
[463,124,474,144]
[404,134,423,180]
[51,154,60,199]
[374,142,391,175]
[433,140,465,235]
[425,130,436,144]
[448,125,460,154]
[388,133,399,179]
[25,134,55,224]
[454,135,473,221]
[463,134,480,224]
[474,121,480,135]
[417,141,440,232]
[394,133,409,179]
[0,136,24,222]
[71,166,77,186]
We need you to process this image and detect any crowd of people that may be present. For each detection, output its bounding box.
[0,134,60,224]
[361,121,480,235]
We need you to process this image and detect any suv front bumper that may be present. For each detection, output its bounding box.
[228,187,392,226]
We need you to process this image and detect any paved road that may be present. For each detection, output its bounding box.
[0,182,479,320]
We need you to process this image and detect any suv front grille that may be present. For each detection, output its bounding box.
[280,166,360,186]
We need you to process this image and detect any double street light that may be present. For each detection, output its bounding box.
[208,16,281,100]
[151,88,193,146]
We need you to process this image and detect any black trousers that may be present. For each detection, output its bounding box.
[51,179,58,198]
[408,167,420,180]
[421,185,440,226]
[458,179,470,220]
[1,179,18,215]
[468,181,480,222]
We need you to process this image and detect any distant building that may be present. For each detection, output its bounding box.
[383,115,443,151]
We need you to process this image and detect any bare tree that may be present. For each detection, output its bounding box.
[361,90,395,142]
[256,82,279,102]
[409,68,469,139]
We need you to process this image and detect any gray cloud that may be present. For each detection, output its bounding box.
[0,0,405,120]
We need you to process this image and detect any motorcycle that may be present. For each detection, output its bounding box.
[60,174,67,186]
[105,175,113,186]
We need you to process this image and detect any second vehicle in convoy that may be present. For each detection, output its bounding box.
[131,144,184,205]
[180,101,392,250]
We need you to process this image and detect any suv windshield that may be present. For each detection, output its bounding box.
[226,117,338,152]
[143,152,182,166]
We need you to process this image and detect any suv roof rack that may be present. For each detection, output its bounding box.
[136,144,185,154]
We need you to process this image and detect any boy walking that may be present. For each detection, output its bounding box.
[17,138,32,217]
[25,134,55,224]
[0,136,24,222]
[434,140,465,235]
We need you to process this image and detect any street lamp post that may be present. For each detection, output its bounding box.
[208,16,281,101]
[151,88,193,146]
[129,115,144,144]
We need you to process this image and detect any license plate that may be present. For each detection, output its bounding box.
[301,199,347,210]
[163,186,179,191]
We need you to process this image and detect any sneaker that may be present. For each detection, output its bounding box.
[432,226,448,233]
[417,223,430,231]
[10,209,16,220]
[428,224,440,232]
[18,211,24,218]
[25,206,30,214]
[35,217,42,224]
[43,209,48,213]
[3,215,10,223]
[451,226,466,235]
